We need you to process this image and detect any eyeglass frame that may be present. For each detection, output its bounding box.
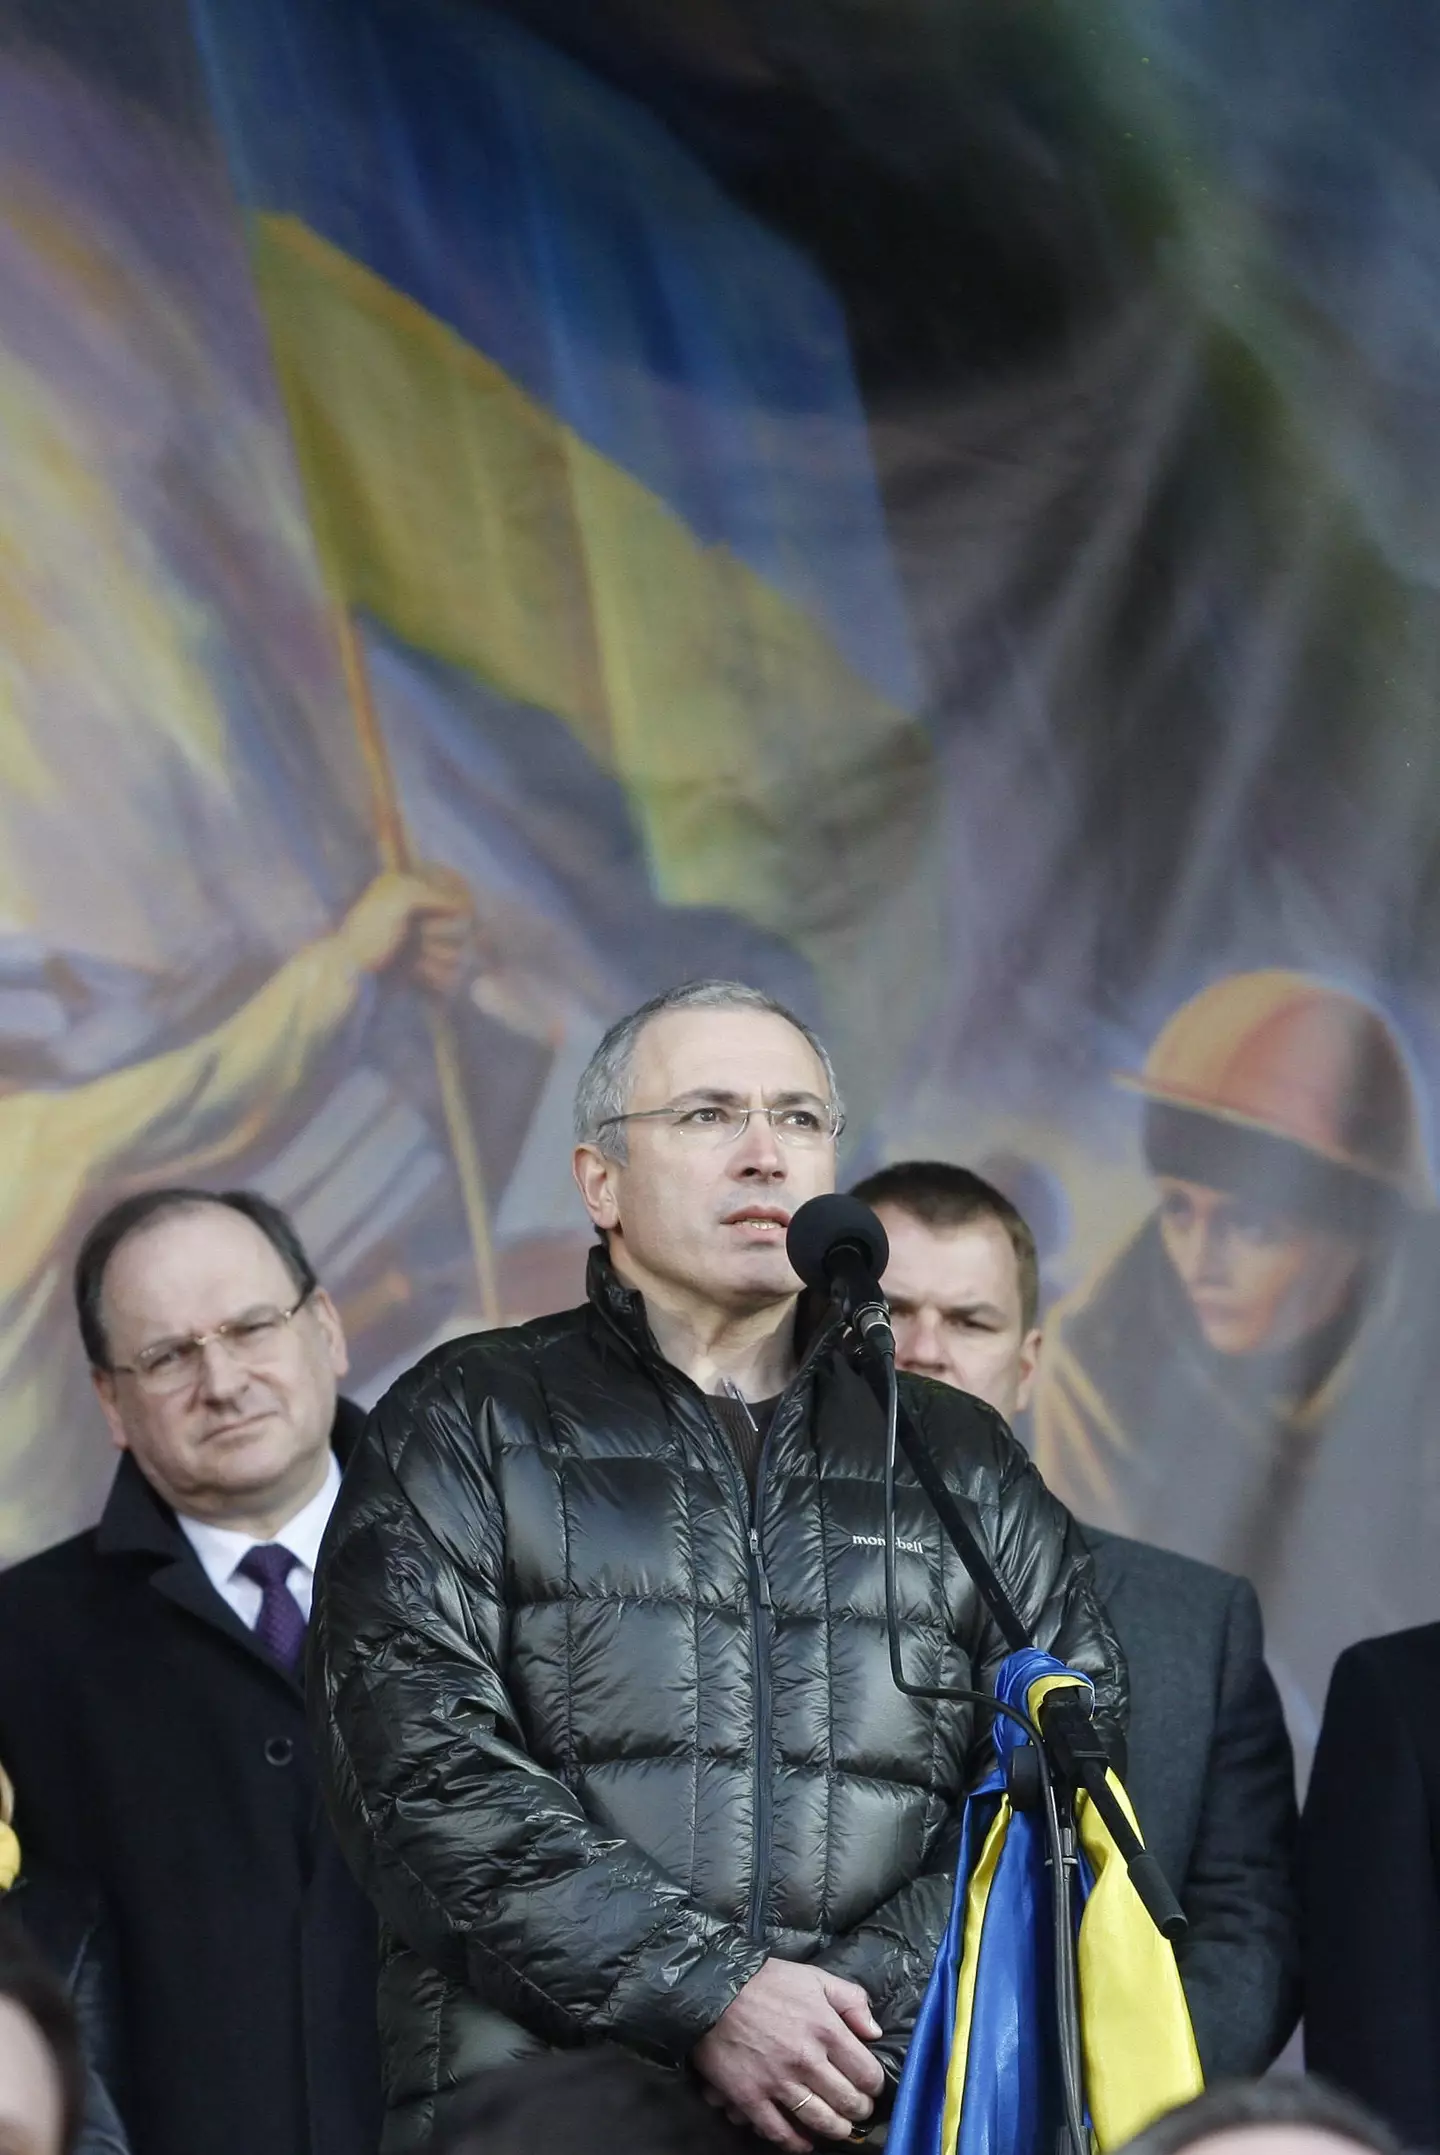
[108,1288,315,1389]
[595,1093,846,1146]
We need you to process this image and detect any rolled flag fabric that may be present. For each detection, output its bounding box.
[889,1649,1203,2155]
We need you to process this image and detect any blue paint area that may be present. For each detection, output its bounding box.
[189,0,919,704]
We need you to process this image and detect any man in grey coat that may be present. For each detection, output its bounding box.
[852,1159,1300,2078]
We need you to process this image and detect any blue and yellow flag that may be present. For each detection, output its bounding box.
[186,0,942,1114]
[890,1651,1203,2155]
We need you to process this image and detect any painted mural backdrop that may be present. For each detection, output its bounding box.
[3,0,1439,1766]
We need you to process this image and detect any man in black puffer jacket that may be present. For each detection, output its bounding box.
[311,981,1125,2153]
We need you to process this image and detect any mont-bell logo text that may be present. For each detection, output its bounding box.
[852,1532,925,1556]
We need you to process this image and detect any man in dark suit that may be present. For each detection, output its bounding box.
[851,1159,1300,2077]
[0,1187,383,2155]
[1302,1624,1440,2150]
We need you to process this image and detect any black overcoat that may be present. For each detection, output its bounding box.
[1302,1623,1440,2151]
[0,1399,381,2155]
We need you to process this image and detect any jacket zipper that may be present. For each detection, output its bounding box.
[703,1406,776,1942]
[710,1339,840,1940]
[743,1502,775,1941]
[623,1306,841,1947]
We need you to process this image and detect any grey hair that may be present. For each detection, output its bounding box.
[574,980,844,1162]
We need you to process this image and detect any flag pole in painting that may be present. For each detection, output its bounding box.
[332,601,501,1327]
[189,0,942,1144]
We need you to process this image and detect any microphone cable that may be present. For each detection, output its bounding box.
[877,1341,1089,2155]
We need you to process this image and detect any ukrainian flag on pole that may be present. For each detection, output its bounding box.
[186,0,941,1113]
[890,1652,1203,2155]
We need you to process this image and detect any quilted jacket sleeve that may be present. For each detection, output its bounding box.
[812,1387,1127,2059]
[308,1353,766,2063]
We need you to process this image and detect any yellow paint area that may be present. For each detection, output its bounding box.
[250,214,934,943]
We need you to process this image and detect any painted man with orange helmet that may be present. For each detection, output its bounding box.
[1034,970,1440,1752]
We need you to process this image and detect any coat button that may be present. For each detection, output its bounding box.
[264,1736,295,1767]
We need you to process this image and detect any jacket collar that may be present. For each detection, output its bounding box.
[585,1243,656,1356]
[95,1454,272,1674]
[330,1393,368,1469]
[584,1245,842,1379]
[94,1397,363,1686]
[95,1449,188,1564]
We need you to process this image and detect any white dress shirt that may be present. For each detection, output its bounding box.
[178,1452,342,1629]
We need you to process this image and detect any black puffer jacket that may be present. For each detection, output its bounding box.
[312,1256,1125,2151]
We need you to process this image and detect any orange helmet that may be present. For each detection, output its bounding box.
[1119,970,1433,1206]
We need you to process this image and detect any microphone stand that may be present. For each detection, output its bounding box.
[842,1297,1186,2155]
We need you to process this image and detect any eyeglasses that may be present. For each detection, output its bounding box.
[597,1098,844,1149]
[110,1291,313,1396]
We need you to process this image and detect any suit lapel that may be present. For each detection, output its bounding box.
[95,1454,303,1693]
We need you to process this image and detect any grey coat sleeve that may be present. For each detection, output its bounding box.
[1173,1577,1300,2078]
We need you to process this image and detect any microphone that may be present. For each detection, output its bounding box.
[786,1194,894,1360]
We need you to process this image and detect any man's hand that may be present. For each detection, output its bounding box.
[336,868,474,994]
[692,1959,884,2150]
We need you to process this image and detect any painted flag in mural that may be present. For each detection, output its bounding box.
[0,0,927,1557]
[189,0,943,1126]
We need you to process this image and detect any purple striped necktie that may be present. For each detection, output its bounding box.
[237,1542,307,1671]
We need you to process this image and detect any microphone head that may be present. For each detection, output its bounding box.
[786,1194,890,1292]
